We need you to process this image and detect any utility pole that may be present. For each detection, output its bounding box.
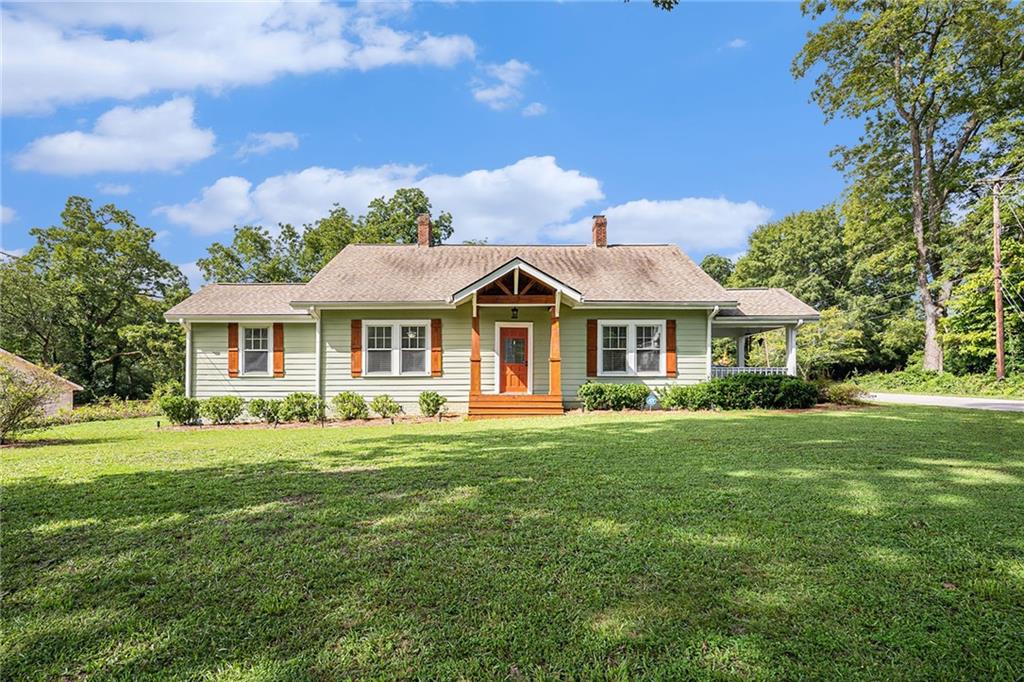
[993,181,1005,380]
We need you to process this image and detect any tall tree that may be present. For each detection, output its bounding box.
[298,204,359,278]
[794,0,1024,370]
[196,224,304,283]
[0,197,186,399]
[699,254,734,285]
[358,188,454,245]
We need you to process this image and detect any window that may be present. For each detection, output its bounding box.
[598,321,666,376]
[363,321,430,376]
[242,327,269,374]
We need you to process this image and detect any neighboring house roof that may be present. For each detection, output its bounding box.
[0,349,83,391]
[164,283,310,318]
[719,288,820,320]
[295,244,735,305]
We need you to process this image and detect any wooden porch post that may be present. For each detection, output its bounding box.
[470,310,481,396]
[549,305,561,397]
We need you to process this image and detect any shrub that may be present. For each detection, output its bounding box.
[657,375,818,411]
[816,380,866,405]
[159,395,201,425]
[279,392,325,423]
[50,398,159,425]
[248,398,282,425]
[418,391,448,418]
[656,383,716,411]
[0,366,58,444]
[151,379,183,403]
[370,394,402,420]
[577,382,651,411]
[332,392,369,420]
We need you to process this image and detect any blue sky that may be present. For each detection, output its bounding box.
[0,1,859,288]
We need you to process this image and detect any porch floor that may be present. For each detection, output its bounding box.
[467,394,565,419]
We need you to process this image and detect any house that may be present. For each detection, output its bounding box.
[165,216,818,417]
[0,348,83,416]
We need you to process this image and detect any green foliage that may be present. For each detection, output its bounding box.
[796,308,870,379]
[279,393,326,423]
[0,197,188,401]
[49,398,159,425]
[0,365,58,444]
[699,254,734,285]
[369,394,402,420]
[659,375,818,411]
[814,381,867,406]
[417,391,448,418]
[576,383,651,411]
[247,399,282,425]
[331,392,369,420]
[151,379,183,403]
[197,224,306,284]
[158,395,201,425]
[854,369,1024,399]
[199,396,244,425]
[299,205,359,276]
[360,188,454,245]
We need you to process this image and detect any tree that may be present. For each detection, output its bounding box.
[298,204,359,278]
[700,254,734,285]
[794,0,1024,370]
[0,365,58,444]
[0,197,186,400]
[358,188,454,245]
[197,224,304,283]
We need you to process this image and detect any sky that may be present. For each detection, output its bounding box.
[0,1,860,289]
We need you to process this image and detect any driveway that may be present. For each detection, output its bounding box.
[867,392,1024,413]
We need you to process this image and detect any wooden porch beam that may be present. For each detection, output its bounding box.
[477,294,555,305]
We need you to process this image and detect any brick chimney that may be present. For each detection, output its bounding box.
[417,213,432,247]
[592,215,607,247]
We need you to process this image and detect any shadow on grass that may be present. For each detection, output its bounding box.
[3,408,1023,679]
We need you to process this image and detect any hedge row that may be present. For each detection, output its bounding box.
[158,390,448,426]
[578,374,822,412]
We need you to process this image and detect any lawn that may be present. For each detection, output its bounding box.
[3,407,1023,680]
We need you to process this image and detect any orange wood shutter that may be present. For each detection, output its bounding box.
[665,319,677,377]
[351,320,362,377]
[586,319,598,377]
[227,323,239,377]
[273,323,285,377]
[431,318,443,376]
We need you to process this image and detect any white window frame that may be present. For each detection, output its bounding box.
[597,320,667,377]
[240,325,273,377]
[493,321,534,394]
[361,320,432,377]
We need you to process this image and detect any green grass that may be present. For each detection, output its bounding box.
[3,408,1023,680]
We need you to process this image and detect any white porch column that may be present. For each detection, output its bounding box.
[314,313,322,400]
[183,321,193,398]
[736,335,746,368]
[785,324,798,376]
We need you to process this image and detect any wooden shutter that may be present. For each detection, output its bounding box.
[351,320,362,377]
[665,319,677,377]
[586,319,598,377]
[273,323,285,377]
[227,323,239,377]
[431,318,443,376]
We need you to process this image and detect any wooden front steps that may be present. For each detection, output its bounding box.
[468,394,565,419]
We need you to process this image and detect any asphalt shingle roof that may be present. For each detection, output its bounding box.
[720,288,819,318]
[164,283,309,318]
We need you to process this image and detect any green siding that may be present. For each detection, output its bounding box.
[191,322,316,399]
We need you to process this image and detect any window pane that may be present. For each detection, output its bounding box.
[367,350,391,373]
[602,325,627,350]
[503,338,526,364]
[401,349,425,373]
[244,327,268,351]
[603,349,627,373]
[637,349,660,372]
[636,325,661,351]
[367,326,391,351]
[401,325,426,350]
[244,350,268,373]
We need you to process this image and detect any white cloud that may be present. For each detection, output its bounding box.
[1,2,477,114]
[522,102,547,117]
[0,205,16,224]
[97,183,133,195]
[177,261,205,291]
[725,38,748,49]
[155,176,255,235]
[551,197,772,253]
[157,156,604,242]
[472,59,533,111]
[1,247,27,261]
[15,97,214,175]
[236,131,300,159]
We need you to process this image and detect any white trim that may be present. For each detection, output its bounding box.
[290,301,455,310]
[240,324,273,377]
[785,324,798,377]
[450,259,583,304]
[596,319,666,377]
[361,319,432,377]
[712,315,818,326]
[493,321,534,394]
[573,301,737,310]
[314,315,322,399]
[183,321,193,398]
[165,315,314,323]
[706,306,720,379]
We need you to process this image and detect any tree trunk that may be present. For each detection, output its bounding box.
[908,121,943,372]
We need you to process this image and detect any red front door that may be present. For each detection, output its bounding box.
[500,327,529,393]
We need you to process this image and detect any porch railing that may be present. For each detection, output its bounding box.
[711,366,788,378]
